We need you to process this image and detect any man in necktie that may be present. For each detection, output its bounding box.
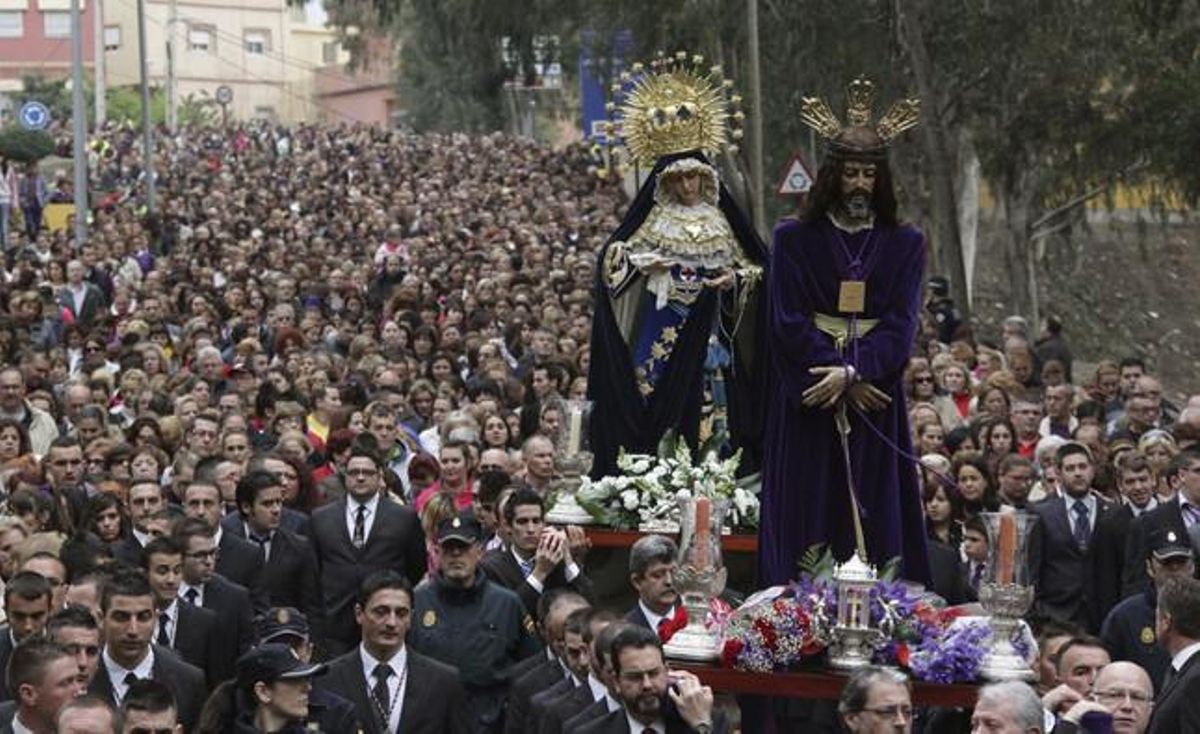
[1031,442,1114,632]
[623,536,680,636]
[141,536,223,688]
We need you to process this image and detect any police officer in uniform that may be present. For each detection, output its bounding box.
[410,512,542,734]
[1100,527,1195,691]
[255,607,362,734]
[925,275,962,344]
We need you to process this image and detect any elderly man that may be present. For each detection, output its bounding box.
[971,681,1045,733]
[0,367,57,455]
[58,260,106,324]
[838,666,913,734]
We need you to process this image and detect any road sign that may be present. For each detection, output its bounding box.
[215,85,233,105]
[776,151,814,196]
[19,101,51,130]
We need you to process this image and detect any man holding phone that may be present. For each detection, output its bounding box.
[574,625,723,734]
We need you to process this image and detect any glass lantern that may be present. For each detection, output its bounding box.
[545,399,595,525]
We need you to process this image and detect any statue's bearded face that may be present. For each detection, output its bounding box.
[840,160,877,219]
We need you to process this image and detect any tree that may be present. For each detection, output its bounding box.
[0,127,56,162]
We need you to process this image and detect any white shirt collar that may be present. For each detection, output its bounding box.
[625,711,664,733]
[638,600,672,631]
[348,492,380,514]
[1127,496,1159,516]
[132,528,153,547]
[1171,640,1200,673]
[604,692,621,712]
[178,581,204,606]
[102,646,154,702]
[586,673,607,702]
[10,712,35,734]
[360,642,407,680]
[213,526,223,545]
[360,643,407,732]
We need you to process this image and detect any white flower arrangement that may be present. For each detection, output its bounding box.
[578,433,760,531]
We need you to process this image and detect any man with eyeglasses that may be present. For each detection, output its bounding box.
[0,367,56,455]
[172,517,255,675]
[837,666,913,734]
[1048,662,1154,734]
[46,605,103,688]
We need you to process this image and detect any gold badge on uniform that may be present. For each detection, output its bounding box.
[423,610,437,627]
[523,615,536,634]
[276,609,290,624]
[1140,627,1155,645]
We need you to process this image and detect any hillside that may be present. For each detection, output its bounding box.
[969,214,1200,402]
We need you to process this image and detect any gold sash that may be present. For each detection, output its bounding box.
[813,312,880,352]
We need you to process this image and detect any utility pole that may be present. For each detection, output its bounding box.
[747,0,766,237]
[70,0,88,246]
[136,0,156,213]
[93,0,106,127]
[166,0,177,132]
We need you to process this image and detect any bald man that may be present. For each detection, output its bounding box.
[1053,662,1154,734]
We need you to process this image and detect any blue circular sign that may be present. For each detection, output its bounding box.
[19,101,50,130]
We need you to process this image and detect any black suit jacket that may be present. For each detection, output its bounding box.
[309,496,426,649]
[314,647,469,734]
[624,605,652,630]
[0,700,13,734]
[195,574,255,684]
[1124,502,1195,599]
[480,547,595,619]
[89,645,206,731]
[169,601,223,688]
[563,699,609,733]
[216,529,268,612]
[1093,504,1137,622]
[1030,493,1116,631]
[574,704,729,734]
[527,676,577,731]
[0,630,14,702]
[926,540,974,605]
[109,534,144,569]
[1147,648,1200,734]
[223,521,323,637]
[538,681,596,734]
[506,658,567,734]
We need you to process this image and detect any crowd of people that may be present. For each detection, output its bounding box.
[0,116,1195,733]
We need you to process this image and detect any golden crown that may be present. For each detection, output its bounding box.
[800,76,920,146]
[604,51,744,167]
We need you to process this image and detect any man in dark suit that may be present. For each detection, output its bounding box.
[0,572,54,702]
[242,454,313,536]
[89,568,206,731]
[0,638,84,733]
[315,570,470,734]
[623,535,680,634]
[225,469,324,641]
[561,622,631,733]
[1030,442,1117,632]
[1147,576,1200,733]
[140,536,225,688]
[505,589,589,734]
[524,606,591,732]
[182,479,266,609]
[1124,448,1200,599]
[575,626,724,734]
[46,606,103,689]
[173,517,254,684]
[533,609,621,734]
[481,488,594,619]
[111,480,168,568]
[310,447,426,653]
[1094,453,1159,621]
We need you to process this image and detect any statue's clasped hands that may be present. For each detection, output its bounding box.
[803,365,892,412]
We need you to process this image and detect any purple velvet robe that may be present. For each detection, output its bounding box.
[757,217,932,586]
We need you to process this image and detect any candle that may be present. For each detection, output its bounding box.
[566,407,582,455]
[693,497,711,570]
[996,513,1016,585]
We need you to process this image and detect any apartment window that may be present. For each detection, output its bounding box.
[321,41,339,65]
[43,10,70,38]
[0,11,23,38]
[253,106,276,120]
[188,25,213,52]
[244,29,268,55]
[103,24,120,50]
